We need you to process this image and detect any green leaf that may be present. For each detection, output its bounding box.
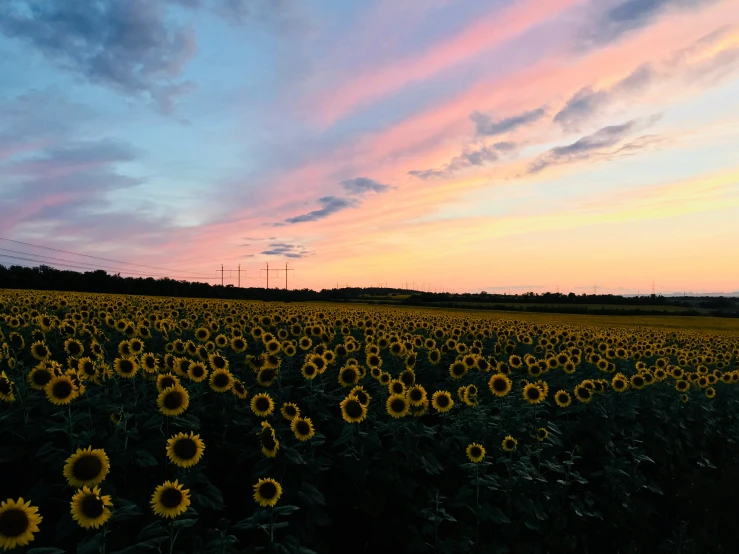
[134,450,158,467]
[76,533,105,554]
[174,518,198,530]
[194,482,224,511]
[136,520,168,543]
[283,447,306,465]
[272,505,300,516]
[300,482,325,506]
[112,497,143,521]
[26,549,67,554]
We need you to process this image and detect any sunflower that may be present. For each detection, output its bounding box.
[488,373,512,397]
[232,379,248,399]
[209,368,234,393]
[399,369,416,387]
[301,362,319,380]
[462,385,478,406]
[611,375,628,392]
[366,353,382,369]
[340,396,367,423]
[338,365,360,387]
[574,384,592,403]
[449,361,468,380]
[291,417,316,441]
[187,361,208,383]
[554,390,572,408]
[705,387,716,399]
[156,374,180,393]
[114,357,139,379]
[230,336,247,353]
[536,427,549,441]
[250,393,275,417]
[166,431,205,468]
[386,394,410,418]
[64,338,84,357]
[466,443,486,463]
[70,486,112,529]
[63,446,110,487]
[0,497,42,550]
[431,390,454,413]
[257,367,279,387]
[502,436,517,452]
[629,374,645,390]
[280,402,300,421]
[675,379,689,392]
[386,379,404,396]
[0,372,14,403]
[522,383,544,405]
[407,384,427,406]
[157,384,190,417]
[30,340,51,362]
[348,386,371,406]
[77,357,97,381]
[151,480,191,519]
[45,374,77,405]
[208,353,229,372]
[27,364,54,391]
[260,422,279,457]
[253,478,282,508]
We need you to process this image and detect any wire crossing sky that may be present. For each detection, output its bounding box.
[1,0,738,294]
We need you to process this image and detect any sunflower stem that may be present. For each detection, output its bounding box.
[99,522,108,554]
[67,405,74,449]
[168,519,175,554]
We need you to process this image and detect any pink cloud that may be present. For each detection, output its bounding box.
[311,0,585,126]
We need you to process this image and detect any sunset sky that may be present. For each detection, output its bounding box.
[1,0,738,294]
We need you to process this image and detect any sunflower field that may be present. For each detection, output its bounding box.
[1,290,739,553]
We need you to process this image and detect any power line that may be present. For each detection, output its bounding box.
[0,247,201,279]
[0,236,212,277]
[0,253,219,279]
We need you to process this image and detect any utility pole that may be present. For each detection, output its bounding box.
[260,262,292,289]
[284,262,294,290]
[260,262,281,289]
[217,265,247,287]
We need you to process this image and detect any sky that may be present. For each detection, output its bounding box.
[1,0,738,295]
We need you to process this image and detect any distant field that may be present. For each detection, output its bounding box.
[326,301,739,333]
[423,301,710,313]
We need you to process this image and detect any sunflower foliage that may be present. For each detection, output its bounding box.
[0,290,739,552]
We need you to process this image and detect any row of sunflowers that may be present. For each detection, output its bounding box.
[1,290,738,553]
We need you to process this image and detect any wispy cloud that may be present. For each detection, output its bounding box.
[554,64,654,130]
[471,107,547,136]
[409,142,517,180]
[282,196,358,224]
[260,242,314,258]
[527,116,662,174]
[340,177,394,195]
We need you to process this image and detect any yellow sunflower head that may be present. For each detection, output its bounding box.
[70,486,112,529]
[0,497,43,550]
[253,478,282,508]
[151,480,191,519]
[63,446,110,488]
[166,431,205,468]
[466,443,485,463]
